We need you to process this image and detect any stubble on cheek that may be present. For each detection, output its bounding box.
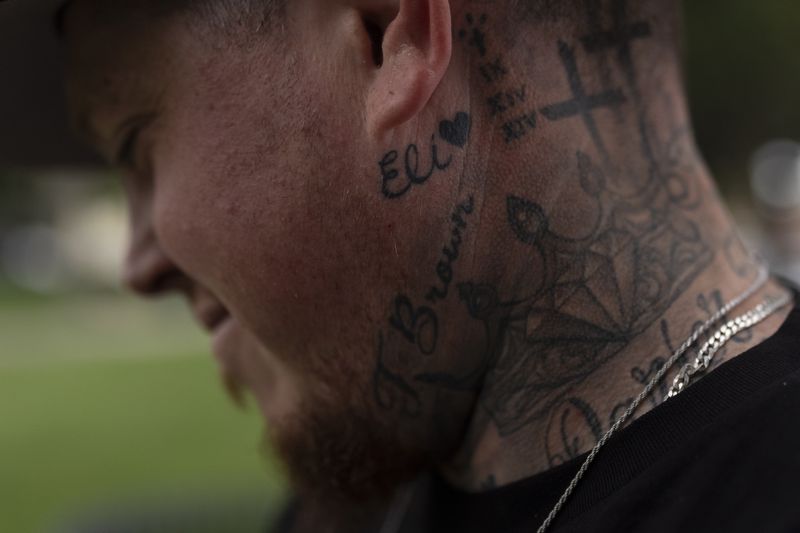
[231,334,427,505]
[157,40,438,502]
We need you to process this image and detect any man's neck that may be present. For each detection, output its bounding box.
[438,181,791,489]
[413,2,795,492]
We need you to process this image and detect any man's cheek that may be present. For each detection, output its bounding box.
[233,231,394,360]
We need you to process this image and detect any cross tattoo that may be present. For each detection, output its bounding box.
[580,0,652,83]
[581,0,622,122]
[579,0,657,176]
[540,40,626,161]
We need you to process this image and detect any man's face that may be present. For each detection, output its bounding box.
[63,0,477,497]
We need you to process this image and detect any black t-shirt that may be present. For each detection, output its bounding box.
[275,295,800,533]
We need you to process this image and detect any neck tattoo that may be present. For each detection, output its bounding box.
[379,266,790,533]
[537,265,787,533]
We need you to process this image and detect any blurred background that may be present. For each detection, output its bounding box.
[1,1,799,532]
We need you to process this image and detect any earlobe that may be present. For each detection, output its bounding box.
[366,0,452,139]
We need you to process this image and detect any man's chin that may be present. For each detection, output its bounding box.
[262,397,428,504]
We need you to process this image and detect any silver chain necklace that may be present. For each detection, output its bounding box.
[537,265,791,533]
[666,293,789,399]
[379,266,788,533]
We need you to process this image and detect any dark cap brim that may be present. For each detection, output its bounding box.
[0,0,101,168]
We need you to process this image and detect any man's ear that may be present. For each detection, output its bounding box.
[364,0,452,138]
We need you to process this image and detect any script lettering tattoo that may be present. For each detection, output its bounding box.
[389,295,439,356]
[416,282,524,392]
[373,332,423,417]
[379,113,470,199]
[659,288,752,369]
[597,291,744,431]
[479,57,509,84]
[631,357,666,407]
[488,85,527,116]
[501,111,538,143]
[379,138,451,199]
[609,398,633,428]
[373,293,439,418]
[545,397,603,467]
[458,12,488,57]
[373,194,473,415]
[459,13,537,142]
[611,284,740,425]
[427,196,475,302]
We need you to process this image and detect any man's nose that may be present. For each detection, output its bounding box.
[122,222,186,296]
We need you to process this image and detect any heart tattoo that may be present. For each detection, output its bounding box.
[439,112,472,148]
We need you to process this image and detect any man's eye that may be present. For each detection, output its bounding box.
[111,112,158,172]
[115,127,142,170]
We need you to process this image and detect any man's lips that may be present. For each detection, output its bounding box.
[191,296,240,370]
[192,301,246,401]
[196,305,230,333]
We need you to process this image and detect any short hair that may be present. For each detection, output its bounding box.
[185,0,286,36]
[56,0,286,40]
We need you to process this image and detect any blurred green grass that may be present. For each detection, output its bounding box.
[0,289,287,532]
